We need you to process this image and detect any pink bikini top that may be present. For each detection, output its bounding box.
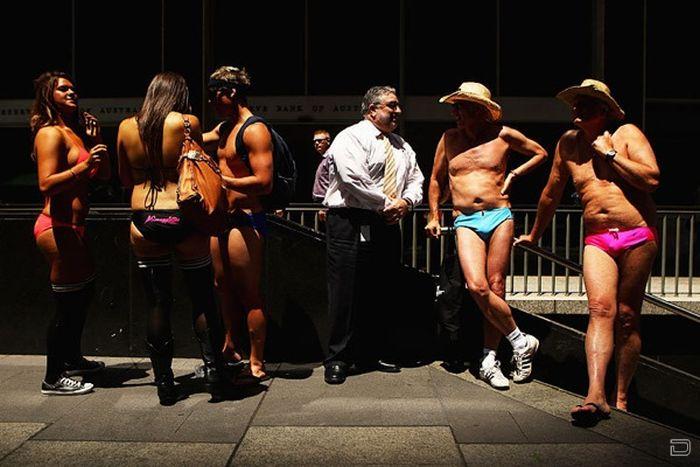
[65,130,97,178]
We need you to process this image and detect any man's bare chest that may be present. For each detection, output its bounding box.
[217,128,248,172]
[566,151,619,190]
[447,139,507,175]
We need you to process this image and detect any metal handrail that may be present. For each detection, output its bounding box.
[3,203,698,300]
[280,204,698,298]
[515,240,700,324]
[281,203,700,213]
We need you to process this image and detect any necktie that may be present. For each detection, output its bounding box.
[382,135,398,198]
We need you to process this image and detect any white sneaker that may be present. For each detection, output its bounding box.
[479,360,510,390]
[510,334,539,383]
[41,376,94,395]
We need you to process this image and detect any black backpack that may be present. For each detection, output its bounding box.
[235,116,297,210]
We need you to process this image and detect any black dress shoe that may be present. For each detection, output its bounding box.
[441,359,466,373]
[324,363,347,384]
[375,359,401,373]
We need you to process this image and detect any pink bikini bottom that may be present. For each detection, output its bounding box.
[34,213,86,240]
[584,226,657,258]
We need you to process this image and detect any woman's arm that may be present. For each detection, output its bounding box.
[36,127,94,197]
[84,113,111,181]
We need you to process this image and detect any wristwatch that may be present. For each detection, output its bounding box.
[604,149,617,162]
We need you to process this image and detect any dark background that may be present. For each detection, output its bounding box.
[1,0,698,206]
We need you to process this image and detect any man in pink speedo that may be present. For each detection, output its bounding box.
[515,79,660,426]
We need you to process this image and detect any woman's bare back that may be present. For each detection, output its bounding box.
[119,112,200,210]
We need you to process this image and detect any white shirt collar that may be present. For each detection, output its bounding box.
[359,118,385,139]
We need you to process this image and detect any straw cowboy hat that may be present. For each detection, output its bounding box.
[556,78,625,120]
[439,82,502,121]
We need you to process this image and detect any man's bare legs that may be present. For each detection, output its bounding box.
[576,245,618,417]
[457,220,538,385]
[456,223,517,336]
[482,221,513,355]
[613,241,657,411]
[211,235,244,364]
[212,226,266,378]
[482,321,502,358]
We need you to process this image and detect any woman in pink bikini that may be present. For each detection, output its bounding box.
[31,71,111,395]
[516,79,660,425]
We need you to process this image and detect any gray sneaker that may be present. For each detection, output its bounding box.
[41,376,94,396]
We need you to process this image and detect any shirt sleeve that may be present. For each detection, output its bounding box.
[311,157,330,201]
[329,130,389,210]
[399,142,424,207]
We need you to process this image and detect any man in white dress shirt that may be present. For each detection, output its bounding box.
[322,86,424,384]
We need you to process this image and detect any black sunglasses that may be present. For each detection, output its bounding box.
[207,87,233,99]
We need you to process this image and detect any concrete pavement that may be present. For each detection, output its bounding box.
[0,354,697,466]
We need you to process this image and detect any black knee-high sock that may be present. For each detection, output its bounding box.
[45,276,95,383]
[137,256,174,349]
[137,256,175,382]
[65,279,95,363]
[180,256,224,370]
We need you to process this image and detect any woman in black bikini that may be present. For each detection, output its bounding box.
[31,71,110,396]
[117,72,227,405]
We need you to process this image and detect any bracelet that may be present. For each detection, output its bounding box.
[401,197,414,210]
[510,170,519,178]
[69,168,78,179]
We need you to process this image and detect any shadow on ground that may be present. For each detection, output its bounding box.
[83,363,151,388]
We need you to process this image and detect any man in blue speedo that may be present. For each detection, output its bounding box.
[425,82,548,389]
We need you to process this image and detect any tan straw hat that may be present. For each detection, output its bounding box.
[556,79,625,120]
[439,82,502,121]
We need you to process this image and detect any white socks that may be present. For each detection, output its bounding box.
[481,348,497,369]
[506,327,527,351]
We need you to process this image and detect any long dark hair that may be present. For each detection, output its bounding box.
[30,71,77,136]
[136,72,190,186]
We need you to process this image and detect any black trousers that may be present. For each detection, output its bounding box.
[436,236,464,351]
[325,208,400,366]
[436,235,485,363]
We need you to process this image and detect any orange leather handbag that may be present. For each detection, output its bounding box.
[176,117,228,235]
